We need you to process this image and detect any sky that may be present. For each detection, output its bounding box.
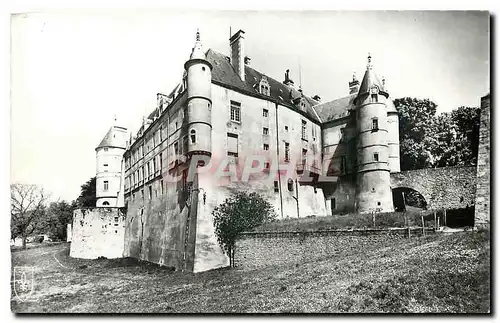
[10,10,490,203]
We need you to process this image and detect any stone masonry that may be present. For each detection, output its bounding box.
[474,93,491,228]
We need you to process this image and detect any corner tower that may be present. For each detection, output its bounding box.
[95,122,128,207]
[184,30,213,158]
[354,55,394,213]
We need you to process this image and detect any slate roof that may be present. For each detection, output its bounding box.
[206,49,321,123]
[96,126,127,150]
[140,48,392,129]
[313,94,356,123]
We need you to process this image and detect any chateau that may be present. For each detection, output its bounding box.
[83,29,405,271]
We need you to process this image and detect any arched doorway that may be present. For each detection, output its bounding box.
[392,187,427,212]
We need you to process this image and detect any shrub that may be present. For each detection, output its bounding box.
[212,191,276,267]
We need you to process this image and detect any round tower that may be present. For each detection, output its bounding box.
[95,123,128,207]
[354,55,394,214]
[383,78,401,173]
[184,30,212,158]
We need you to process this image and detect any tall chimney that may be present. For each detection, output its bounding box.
[230,29,245,81]
[349,72,359,94]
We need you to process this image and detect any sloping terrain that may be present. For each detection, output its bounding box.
[11,231,490,313]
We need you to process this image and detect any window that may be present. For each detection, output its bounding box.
[160,180,164,195]
[141,167,145,181]
[287,179,294,192]
[331,198,336,210]
[153,157,157,174]
[264,162,270,169]
[227,133,238,157]
[230,101,241,122]
[141,189,144,199]
[103,201,110,206]
[114,216,119,222]
[190,129,196,144]
[372,118,379,131]
[159,126,163,142]
[301,120,307,140]
[147,162,151,178]
[148,186,152,199]
[374,153,379,162]
[285,125,288,131]
[103,181,109,191]
[274,181,279,193]
[340,156,347,174]
[302,148,307,164]
[182,169,188,191]
[263,109,269,117]
[174,142,179,156]
[159,153,163,172]
[284,142,290,162]
[263,127,269,135]
[175,121,178,130]
[263,144,269,151]
[371,93,378,103]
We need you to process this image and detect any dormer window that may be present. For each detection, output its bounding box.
[370,85,379,103]
[259,76,270,96]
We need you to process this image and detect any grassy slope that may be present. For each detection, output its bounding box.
[11,231,490,314]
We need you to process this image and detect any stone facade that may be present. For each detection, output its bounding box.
[474,94,491,228]
[70,208,126,259]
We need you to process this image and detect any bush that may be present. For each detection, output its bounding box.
[212,191,276,267]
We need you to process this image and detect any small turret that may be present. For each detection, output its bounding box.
[184,30,213,158]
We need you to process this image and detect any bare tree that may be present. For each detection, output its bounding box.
[10,183,48,249]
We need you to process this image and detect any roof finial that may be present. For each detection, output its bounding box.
[196,28,200,42]
[367,52,372,70]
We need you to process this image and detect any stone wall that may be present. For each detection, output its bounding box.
[474,94,490,228]
[390,166,477,210]
[70,208,126,259]
[235,229,434,270]
[66,223,72,242]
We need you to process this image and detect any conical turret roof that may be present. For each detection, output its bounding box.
[190,30,206,60]
[358,54,386,94]
[96,125,127,150]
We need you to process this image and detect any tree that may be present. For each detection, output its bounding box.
[43,200,76,241]
[76,176,96,208]
[212,191,276,267]
[394,98,481,170]
[394,97,438,171]
[10,183,48,249]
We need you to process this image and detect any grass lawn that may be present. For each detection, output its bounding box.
[11,231,490,314]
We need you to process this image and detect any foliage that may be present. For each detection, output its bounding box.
[212,191,276,267]
[394,97,438,170]
[10,183,49,249]
[76,177,96,208]
[394,98,480,171]
[42,200,77,241]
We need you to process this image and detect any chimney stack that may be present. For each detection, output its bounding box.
[349,72,359,94]
[244,56,251,66]
[283,69,295,87]
[230,29,246,81]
